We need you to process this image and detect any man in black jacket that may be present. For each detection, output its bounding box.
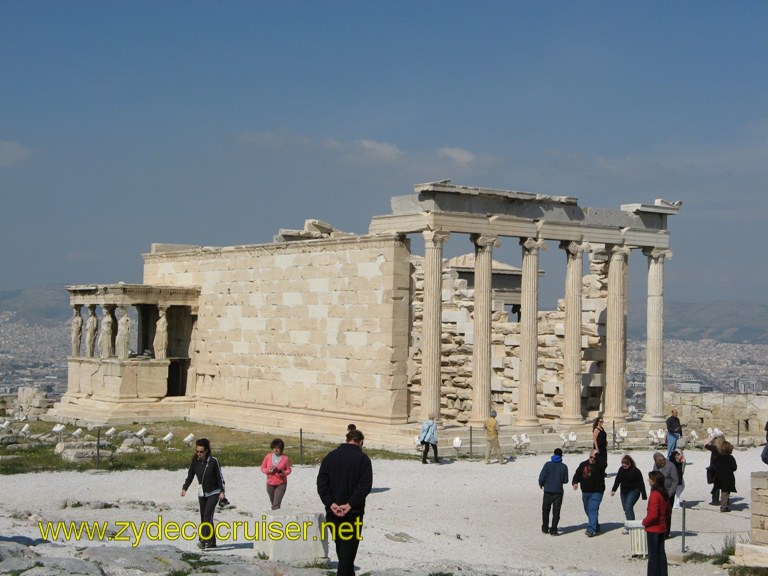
[572,449,607,537]
[317,429,373,576]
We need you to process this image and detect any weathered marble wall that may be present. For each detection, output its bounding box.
[142,235,412,427]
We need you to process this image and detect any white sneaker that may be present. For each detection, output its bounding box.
[622,527,629,535]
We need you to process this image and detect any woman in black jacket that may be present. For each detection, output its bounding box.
[610,454,647,531]
[181,438,226,549]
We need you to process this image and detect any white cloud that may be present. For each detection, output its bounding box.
[437,146,475,167]
[359,139,403,161]
[0,140,32,167]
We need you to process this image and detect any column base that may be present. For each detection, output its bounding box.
[603,415,627,425]
[641,414,666,423]
[515,417,541,428]
[559,416,586,426]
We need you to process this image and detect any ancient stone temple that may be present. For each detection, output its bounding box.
[50,181,680,446]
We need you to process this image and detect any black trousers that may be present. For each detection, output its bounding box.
[198,494,219,546]
[542,491,563,531]
[421,442,438,463]
[646,531,668,576]
[325,512,363,576]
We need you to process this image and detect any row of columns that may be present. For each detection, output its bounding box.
[70,304,168,361]
[419,230,671,426]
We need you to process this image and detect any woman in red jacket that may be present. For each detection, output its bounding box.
[260,438,292,510]
[643,470,670,576]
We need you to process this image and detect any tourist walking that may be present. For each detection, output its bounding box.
[592,416,607,470]
[317,429,373,576]
[666,409,683,459]
[652,452,678,538]
[713,440,738,512]
[669,449,686,508]
[610,454,647,532]
[572,449,607,537]
[260,438,292,510]
[484,410,504,464]
[181,438,226,549]
[643,470,671,576]
[418,413,439,464]
[539,448,569,535]
[705,432,725,505]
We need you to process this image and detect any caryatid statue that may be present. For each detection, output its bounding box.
[153,307,168,360]
[70,306,83,357]
[85,306,98,357]
[98,307,114,359]
[115,306,131,359]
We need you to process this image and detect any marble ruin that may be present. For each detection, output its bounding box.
[49,181,681,447]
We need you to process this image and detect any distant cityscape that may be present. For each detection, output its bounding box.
[1,309,767,401]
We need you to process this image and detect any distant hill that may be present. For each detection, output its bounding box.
[2,285,767,344]
[628,299,768,344]
[0,284,71,325]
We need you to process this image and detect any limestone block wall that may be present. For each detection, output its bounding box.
[142,235,412,425]
[665,392,768,441]
[66,359,169,399]
[408,257,608,425]
[752,472,768,546]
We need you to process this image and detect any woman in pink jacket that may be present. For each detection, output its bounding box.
[643,470,670,576]
[260,438,292,510]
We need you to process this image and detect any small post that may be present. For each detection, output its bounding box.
[469,426,473,458]
[681,501,686,553]
[95,427,101,469]
[299,428,304,465]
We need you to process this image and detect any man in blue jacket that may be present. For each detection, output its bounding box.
[538,447,569,535]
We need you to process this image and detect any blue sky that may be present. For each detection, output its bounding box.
[1,1,767,308]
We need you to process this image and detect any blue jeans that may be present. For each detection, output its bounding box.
[581,491,603,534]
[646,531,668,576]
[666,433,679,458]
[620,488,641,521]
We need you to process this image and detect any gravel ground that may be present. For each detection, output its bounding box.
[0,446,759,575]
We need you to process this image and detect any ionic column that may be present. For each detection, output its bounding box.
[642,247,672,422]
[560,241,588,425]
[470,234,501,424]
[517,237,546,427]
[421,230,450,421]
[604,245,631,423]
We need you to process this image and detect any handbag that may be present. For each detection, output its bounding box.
[706,465,715,484]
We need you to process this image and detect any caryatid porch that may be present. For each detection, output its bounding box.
[369,181,680,427]
[57,284,201,423]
